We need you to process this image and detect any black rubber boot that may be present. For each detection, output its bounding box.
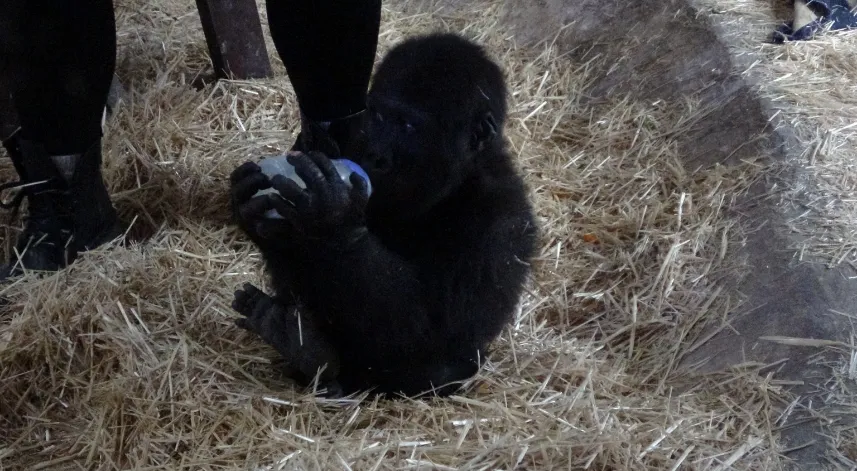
[0,134,122,280]
[290,110,367,159]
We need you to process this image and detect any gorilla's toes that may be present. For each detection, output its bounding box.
[232,282,269,318]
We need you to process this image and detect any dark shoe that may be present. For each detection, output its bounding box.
[0,135,122,280]
[772,0,857,43]
[290,110,367,159]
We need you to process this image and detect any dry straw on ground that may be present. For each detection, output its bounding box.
[0,0,794,469]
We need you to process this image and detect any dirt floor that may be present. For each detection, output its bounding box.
[1,0,856,470]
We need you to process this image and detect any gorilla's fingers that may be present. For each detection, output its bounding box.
[268,195,302,224]
[233,173,271,203]
[307,151,340,182]
[349,172,370,206]
[230,161,262,185]
[289,153,329,194]
[239,195,274,221]
[270,175,311,211]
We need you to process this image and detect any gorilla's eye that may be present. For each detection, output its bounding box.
[404,122,415,133]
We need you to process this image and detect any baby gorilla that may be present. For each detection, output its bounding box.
[230,32,537,398]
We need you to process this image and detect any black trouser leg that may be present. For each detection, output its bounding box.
[265,0,382,122]
[0,0,119,279]
[0,0,116,156]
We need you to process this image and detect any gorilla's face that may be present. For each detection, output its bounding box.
[357,33,507,219]
[361,90,473,216]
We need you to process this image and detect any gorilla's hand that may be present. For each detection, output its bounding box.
[230,161,296,243]
[268,152,370,247]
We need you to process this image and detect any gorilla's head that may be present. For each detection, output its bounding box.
[361,33,508,217]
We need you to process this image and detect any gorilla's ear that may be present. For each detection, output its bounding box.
[472,111,498,152]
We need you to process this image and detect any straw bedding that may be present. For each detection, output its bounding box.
[0,0,800,469]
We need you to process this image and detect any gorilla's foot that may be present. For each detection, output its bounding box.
[0,135,122,281]
[232,282,276,330]
[232,282,342,388]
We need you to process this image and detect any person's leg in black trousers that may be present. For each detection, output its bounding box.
[0,0,121,280]
[266,0,382,158]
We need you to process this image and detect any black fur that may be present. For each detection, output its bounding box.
[229,32,537,398]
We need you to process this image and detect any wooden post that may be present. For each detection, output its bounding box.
[196,0,273,80]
